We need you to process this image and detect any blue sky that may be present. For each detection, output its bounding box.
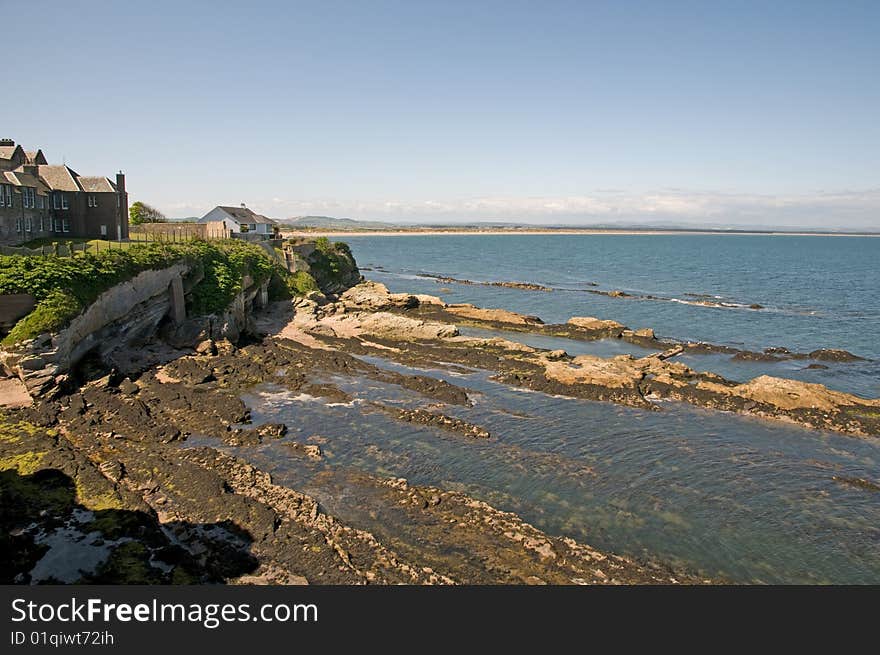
[5,0,879,226]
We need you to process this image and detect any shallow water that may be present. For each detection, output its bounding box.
[204,353,880,584]
[457,325,880,398]
[347,234,880,398]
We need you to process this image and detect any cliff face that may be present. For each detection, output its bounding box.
[280,238,361,296]
[1,264,269,398]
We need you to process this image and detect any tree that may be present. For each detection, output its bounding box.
[129,201,167,225]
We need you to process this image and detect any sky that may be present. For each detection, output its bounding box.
[4,0,879,227]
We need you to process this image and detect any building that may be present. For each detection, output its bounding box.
[0,138,129,246]
[198,204,278,237]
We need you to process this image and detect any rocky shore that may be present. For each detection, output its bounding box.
[1,334,704,584]
[3,257,878,585]
[293,281,879,438]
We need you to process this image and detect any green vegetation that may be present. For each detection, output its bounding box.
[268,270,321,300]
[308,238,358,288]
[129,201,167,225]
[1,237,359,346]
[0,240,278,345]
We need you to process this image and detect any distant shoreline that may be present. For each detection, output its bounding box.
[280,228,880,237]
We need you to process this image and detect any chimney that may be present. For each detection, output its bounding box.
[116,170,126,193]
[240,202,246,208]
[0,138,14,147]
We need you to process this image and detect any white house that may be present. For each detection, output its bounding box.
[198,204,277,235]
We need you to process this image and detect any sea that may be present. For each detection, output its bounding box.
[237,234,880,583]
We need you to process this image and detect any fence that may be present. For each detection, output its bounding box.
[129,221,230,242]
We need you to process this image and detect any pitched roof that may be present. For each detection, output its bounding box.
[0,145,20,160]
[215,206,277,224]
[37,165,82,192]
[25,150,47,165]
[78,176,117,193]
[4,169,50,194]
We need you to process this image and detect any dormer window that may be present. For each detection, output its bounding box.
[88,195,98,207]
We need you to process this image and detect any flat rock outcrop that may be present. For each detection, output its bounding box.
[446,303,544,326]
[567,316,626,332]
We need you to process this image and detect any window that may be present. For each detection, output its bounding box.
[0,184,4,207]
[100,224,107,236]
[37,194,44,209]
[88,195,97,207]
[53,193,60,210]
[39,216,44,232]
[23,187,35,208]
[62,218,70,233]
[5,185,13,208]
[25,216,32,232]
[15,217,22,232]
[61,194,69,210]
[53,216,62,232]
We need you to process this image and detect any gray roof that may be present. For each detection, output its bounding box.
[215,206,277,224]
[0,145,20,160]
[78,176,117,193]
[37,165,82,192]
[4,169,50,194]
[24,150,47,165]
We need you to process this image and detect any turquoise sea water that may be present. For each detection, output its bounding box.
[346,234,880,398]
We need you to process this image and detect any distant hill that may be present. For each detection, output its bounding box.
[281,216,399,230]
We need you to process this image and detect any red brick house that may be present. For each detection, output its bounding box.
[0,138,129,246]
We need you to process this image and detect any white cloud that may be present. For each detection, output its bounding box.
[156,189,880,229]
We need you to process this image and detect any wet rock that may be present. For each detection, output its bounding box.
[377,405,491,439]
[257,423,288,439]
[832,476,880,492]
[808,349,863,362]
[284,442,323,460]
